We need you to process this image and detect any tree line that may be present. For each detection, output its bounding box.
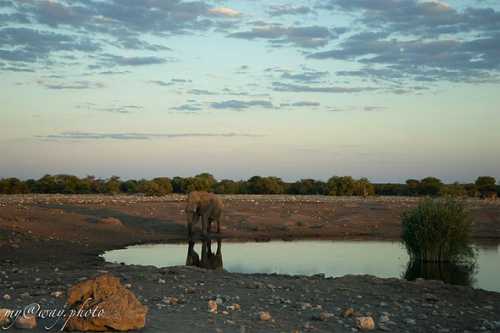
[0,174,498,198]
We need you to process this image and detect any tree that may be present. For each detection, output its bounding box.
[0,178,28,194]
[401,199,473,263]
[246,176,285,194]
[194,173,217,192]
[103,176,121,194]
[475,176,497,198]
[327,176,355,196]
[418,177,443,196]
[152,177,173,195]
[353,178,375,197]
[406,179,420,196]
[288,179,328,195]
[214,180,241,194]
[440,182,467,197]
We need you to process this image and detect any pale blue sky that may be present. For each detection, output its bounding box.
[1,0,499,182]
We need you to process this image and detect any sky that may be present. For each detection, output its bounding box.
[1,0,499,183]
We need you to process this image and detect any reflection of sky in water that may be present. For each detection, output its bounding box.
[102,241,500,293]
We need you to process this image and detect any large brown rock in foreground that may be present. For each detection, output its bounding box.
[65,274,147,331]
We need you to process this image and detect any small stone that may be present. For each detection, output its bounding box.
[318,312,334,321]
[227,303,241,311]
[423,293,439,302]
[259,311,272,321]
[404,318,416,325]
[379,314,390,323]
[2,294,11,301]
[15,315,37,329]
[208,300,217,313]
[356,316,375,331]
[342,307,354,317]
[215,298,223,305]
[158,278,166,284]
[50,291,64,298]
[164,297,178,305]
[20,292,30,298]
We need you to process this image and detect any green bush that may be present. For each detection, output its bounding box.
[401,198,473,263]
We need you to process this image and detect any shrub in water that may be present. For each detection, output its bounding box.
[401,198,473,263]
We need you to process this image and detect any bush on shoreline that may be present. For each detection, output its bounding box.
[401,198,474,263]
[0,174,498,198]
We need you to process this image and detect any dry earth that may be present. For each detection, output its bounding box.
[1,194,499,332]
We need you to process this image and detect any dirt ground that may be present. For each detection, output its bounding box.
[1,194,499,332]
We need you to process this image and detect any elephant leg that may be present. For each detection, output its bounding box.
[207,218,212,233]
[187,213,194,237]
[201,213,208,238]
[217,218,220,233]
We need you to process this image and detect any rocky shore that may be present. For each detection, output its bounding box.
[1,195,500,332]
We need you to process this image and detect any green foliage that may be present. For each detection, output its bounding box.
[401,198,473,263]
[475,176,497,198]
[406,179,420,196]
[214,180,241,194]
[418,177,443,196]
[327,176,374,196]
[440,182,467,198]
[374,183,407,196]
[247,176,285,194]
[289,179,328,195]
[0,178,29,194]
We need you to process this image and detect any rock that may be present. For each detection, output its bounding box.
[423,293,439,302]
[356,316,375,331]
[15,315,37,329]
[2,294,10,301]
[96,217,123,226]
[208,300,217,313]
[0,309,12,326]
[164,297,178,305]
[404,318,416,325]
[227,303,241,311]
[215,297,223,305]
[259,311,272,321]
[312,312,334,321]
[51,291,64,298]
[342,307,354,317]
[65,274,147,331]
[379,314,390,323]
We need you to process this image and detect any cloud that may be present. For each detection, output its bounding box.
[228,24,334,48]
[188,89,217,95]
[208,7,241,17]
[268,5,314,16]
[312,1,500,82]
[272,82,377,93]
[279,69,329,83]
[309,32,500,82]
[76,103,143,114]
[170,104,203,112]
[0,27,99,63]
[211,100,274,110]
[38,80,105,90]
[100,55,167,67]
[327,105,387,112]
[0,0,243,69]
[149,78,192,87]
[36,131,262,141]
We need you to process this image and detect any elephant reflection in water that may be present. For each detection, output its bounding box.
[186,239,223,271]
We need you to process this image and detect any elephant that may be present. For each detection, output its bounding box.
[185,191,223,237]
[185,238,223,271]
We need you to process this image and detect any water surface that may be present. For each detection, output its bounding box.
[102,240,500,293]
